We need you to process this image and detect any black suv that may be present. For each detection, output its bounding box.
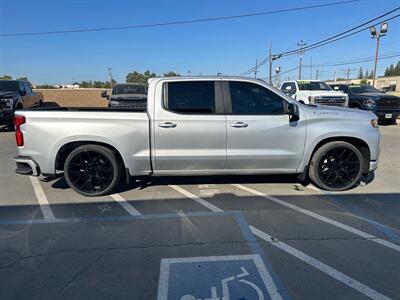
[329,83,400,123]
[0,80,43,128]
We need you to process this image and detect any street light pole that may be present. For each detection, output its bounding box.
[370,22,388,86]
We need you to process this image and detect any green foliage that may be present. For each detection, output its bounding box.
[77,80,113,88]
[0,74,12,80]
[164,71,180,77]
[126,70,156,85]
[35,84,58,89]
[384,61,400,76]
[17,77,28,81]
[357,67,363,79]
[360,78,368,84]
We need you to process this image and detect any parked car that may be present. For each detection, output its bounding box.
[0,80,43,128]
[13,76,379,195]
[102,83,147,110]
[280,80,348,106]
[329,83,400,123]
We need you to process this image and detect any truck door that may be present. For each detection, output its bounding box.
[224,80,306,172]
[153,80,226,174]
[19,82,34,107]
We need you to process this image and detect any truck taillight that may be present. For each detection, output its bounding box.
[14,115,25,147]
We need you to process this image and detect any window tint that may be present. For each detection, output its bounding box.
[165,81,215,113]
[24,82,32,94]
[229,81,285,115]
[297,81,332,91]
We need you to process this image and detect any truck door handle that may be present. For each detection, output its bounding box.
[230,122,248,128]
[158,122,177,128]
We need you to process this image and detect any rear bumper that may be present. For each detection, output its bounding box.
[13,156,40,176]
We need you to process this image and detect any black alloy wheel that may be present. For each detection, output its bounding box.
[64,145,121,196]
[309,141,363,191]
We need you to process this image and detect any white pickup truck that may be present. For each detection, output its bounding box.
[280,80,348,106]
[13,76,379,196]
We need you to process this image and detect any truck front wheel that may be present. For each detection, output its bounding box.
[309,141,363,191]
[64,145,122,196]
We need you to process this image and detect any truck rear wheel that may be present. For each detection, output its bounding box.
[309,141,363,191]
[64,145,122,196]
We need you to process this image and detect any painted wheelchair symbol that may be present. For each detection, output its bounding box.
[180,267,264,300]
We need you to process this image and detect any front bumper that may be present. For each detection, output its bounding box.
[367,108,400,120]
[0,110,13,123]
[369,160,378,172]
[14,156,40,176]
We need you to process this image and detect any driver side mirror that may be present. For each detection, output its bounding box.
[283,86,295,95]
[287,102,299,122]
[101,91,109,99]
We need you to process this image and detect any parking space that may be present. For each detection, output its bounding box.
[0,124,399,299]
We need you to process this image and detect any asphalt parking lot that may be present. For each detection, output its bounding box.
[0,124,399,300]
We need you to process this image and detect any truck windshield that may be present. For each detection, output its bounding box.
[348,85,380,94]
[112,84,146,95]
[297,81,332,91]
[0,81,19,92]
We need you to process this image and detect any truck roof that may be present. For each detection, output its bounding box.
[148,76,269,84]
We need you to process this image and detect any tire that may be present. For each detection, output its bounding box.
[64,144,122,196]
[308,141,363,191]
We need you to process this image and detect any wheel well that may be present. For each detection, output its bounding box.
[310,137,371,175]
[55,141,126,172]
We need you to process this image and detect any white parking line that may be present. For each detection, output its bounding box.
[29,176,56,221]
[170,185,391,300]
[169,185,223,212]
[232,184,400,253]
[110,193,142,216]
[250,226,390,300]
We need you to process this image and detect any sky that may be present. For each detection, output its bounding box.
[0,0,399,85]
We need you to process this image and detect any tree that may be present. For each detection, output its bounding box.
[164,71,180,77]
[126,70,156,85]
[357,67,363,79]
[17,77,28,81]
[360,78,368,84]
[384,61,400,77]
[369,70,374,79]
[0,74,12,80]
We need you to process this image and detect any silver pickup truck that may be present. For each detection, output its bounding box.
[13,76,380,196]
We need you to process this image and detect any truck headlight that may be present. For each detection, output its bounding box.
[363,98,376,108]
[1,98,14,110]
[308,96,321,103]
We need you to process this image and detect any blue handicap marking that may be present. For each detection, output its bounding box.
[157,254,281,300]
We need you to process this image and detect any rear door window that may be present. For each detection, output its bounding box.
[164,81,216,114]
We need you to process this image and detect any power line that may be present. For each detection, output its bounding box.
[304,53,400,68]
[277,6,400,57]
[0,0,360,37]
[239,6,400,76]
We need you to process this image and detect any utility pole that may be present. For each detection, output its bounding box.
[254,59,258,79]
[346,68,350,83]
[334,71,337,82]
[315,69,319,80]
[297,40,306,80]
[309,56,312,80]
[268,41,272,85]
[107,67,114,87]
[369,22,388,86]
